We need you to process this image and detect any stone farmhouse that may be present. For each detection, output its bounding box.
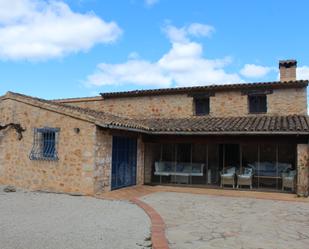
[0,60,308,196]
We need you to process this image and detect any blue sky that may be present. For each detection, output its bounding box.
[0,0,308,99]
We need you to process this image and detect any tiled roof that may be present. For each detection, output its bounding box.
[135,115,309,135]
[1,92,149,130]
[2,92,309,135]
[52,96,102,103]
[100,80,308,98]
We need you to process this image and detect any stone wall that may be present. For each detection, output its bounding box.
[93,129,144,193]
[59,87,307,118]
[210,91,248,116]
[93,127,112,194]
[136,135,145,185]
[0,98,96,195]
[268,88,307,115]
[144,143,161,184]
[296,144,309,197]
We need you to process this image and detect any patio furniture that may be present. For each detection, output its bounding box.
[282,170,296,192]
[237,167,253,189]
[248,162,292,187]
[220,167,236,188]
[154,161,204,184]
[248,162,291,177]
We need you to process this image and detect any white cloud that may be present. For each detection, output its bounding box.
[187,23,215,37]
[297,66,309,80]
[240,64,273,78]
[145,0,159,6]
[128,51,140,60]
[87,60,171,87]
[164,25,188,43]
[86,23,242,88]
[164,23,215,43]
[0,0,122,60]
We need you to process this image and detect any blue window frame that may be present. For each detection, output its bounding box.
[30,128,59,161]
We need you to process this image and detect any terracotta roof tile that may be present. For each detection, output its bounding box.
[136,115,309,134]
[2,92,148,130]
[100,80,308,98]
[2,92,309,135]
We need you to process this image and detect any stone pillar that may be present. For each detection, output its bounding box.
[144,143,153,184]
[93,128,112,194]
[144,143,161,184]
[136,135,145,185]
[296,144,309,197]
[0,131,4,184]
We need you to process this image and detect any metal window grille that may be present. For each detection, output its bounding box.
[29,128,59,161]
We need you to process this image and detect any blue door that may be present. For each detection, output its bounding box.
[111,136,137,190]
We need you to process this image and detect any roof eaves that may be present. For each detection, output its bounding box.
[145,130,309,135]
[100,80,308,99]
[2,92,99,124]
[94,123,309,136]
[52,96,102,103]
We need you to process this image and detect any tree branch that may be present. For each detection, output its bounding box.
[0,123,26,140]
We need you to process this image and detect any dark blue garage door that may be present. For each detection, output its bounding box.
[111,136,137,190]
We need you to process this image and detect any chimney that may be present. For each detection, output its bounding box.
[279,59,297,81]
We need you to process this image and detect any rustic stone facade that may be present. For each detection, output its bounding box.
[0,98,96,195]
[0,79,308,196]
[297,144,309,197]
[268,88,307,115]
[58,87,307,118]
[0,97,145,195]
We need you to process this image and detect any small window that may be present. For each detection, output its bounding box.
[248,95,267,113]
[194,98,209,115]
[30,128,59,160]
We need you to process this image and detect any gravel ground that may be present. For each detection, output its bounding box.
[142,192,309,249]
[0,186,151,249]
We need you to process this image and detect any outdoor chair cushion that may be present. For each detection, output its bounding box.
[221,167,236,177]
[284,176,294,181]
[288,170,297,177]
[248,162,292,177]
[238,175,251,179]
[192,165,202,173]
[155,161,204,176]
[226,167,236,174]
[176,164,184,172]
[244,167,253,176]
[155,162,173,173]
[221,173,234,177]
[282,170,296,179]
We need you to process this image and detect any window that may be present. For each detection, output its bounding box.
[30,128,59,160]
[248,95,267,113]
[194,97,209,115]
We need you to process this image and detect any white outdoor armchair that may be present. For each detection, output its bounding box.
[237,167,253,189]
[220,167,236,188]
[282,170,296,192]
